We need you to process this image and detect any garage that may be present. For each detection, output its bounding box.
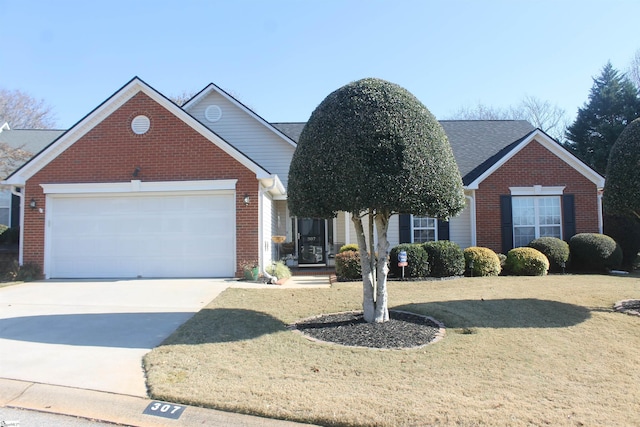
[43,182,236,279]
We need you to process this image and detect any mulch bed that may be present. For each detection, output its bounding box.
[614,299,640,317]
[291,310,445,349]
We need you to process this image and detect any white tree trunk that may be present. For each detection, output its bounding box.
[374,212,391,322]
[352,213,375,322]
[352,210,391,323]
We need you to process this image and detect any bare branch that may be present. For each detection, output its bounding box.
[0,88,57,129]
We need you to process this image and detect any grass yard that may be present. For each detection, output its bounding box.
[144,275,640,426]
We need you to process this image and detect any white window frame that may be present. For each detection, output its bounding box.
[510,186,565,248]
[411,216,438,243]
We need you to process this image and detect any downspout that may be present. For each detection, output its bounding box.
[260,178,278,284]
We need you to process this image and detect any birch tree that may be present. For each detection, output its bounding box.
[288,78,465,323]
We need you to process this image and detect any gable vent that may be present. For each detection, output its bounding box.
[131,115,150,134]
[205,105,222,122]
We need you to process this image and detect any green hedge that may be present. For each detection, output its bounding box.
[422,240,465,277]
[528,237,569,273]
[339,243,359,253]
[389,244,429,278]
[463,247,501,277]
[569,233,623,272]
[335,251,362,280]
[505,247,549,276]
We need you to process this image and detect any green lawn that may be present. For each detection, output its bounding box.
[144,275,640,426]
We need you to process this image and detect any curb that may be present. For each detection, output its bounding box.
[0,378,316,427]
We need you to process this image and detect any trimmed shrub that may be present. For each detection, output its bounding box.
[497,253,507,270]
[265,261,292,280]
[528,237,569,273]
[14,262,42,282]
[335,250,362,280]
[422,240,465,277]
[389,243,429,278]
[463,247,501,277]
[505,247,549,276]
[339,243,359,253]
[569,233,623,272]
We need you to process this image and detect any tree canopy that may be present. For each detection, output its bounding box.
[603,117,640,219]
[0,88,57,129]
[564,62,640,175]
[288,78,465,220]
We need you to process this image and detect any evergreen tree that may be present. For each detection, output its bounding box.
[288,78,465,323]
[564,62,640,175]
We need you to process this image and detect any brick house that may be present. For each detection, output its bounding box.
[2,77,604,279]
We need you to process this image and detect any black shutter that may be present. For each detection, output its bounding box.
[10,194,20,228]
[500,195,513,253]
[399,214,411,243]
[563,194,576,241]
[437,219,450,241]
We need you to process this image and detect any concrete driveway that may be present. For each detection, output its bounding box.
[0,279,230,397]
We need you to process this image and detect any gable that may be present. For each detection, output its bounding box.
[28,91,260,185]
[184,84,296,189]
[4,78,271,187]
[466,130,605,190]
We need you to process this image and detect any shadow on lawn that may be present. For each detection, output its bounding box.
[161,308,286,345]
[395,298,591,329]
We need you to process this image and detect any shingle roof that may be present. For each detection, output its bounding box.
[272,120,536,186]
[0,128,65,176]
[0,128,65,154]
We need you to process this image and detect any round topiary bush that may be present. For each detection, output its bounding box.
[335,250,362,280]
[505,247,549,276]
[422,240,465,277]
[339,243,359,253]
[463,247,501,277]
[569,233,623,272]
[528,237,569,273]
[389,243,429,278]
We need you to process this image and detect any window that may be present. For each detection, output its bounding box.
[412,216,437,243]
[512,196,561,247]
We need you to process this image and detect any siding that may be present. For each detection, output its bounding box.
[449,198,472,249]
[186,91,295,189]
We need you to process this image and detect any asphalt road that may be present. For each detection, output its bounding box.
[1,406,113,426]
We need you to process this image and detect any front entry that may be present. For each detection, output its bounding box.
[297,218,325,265]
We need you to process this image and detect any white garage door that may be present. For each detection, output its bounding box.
[47,192,235,278]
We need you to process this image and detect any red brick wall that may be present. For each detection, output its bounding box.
[23,92,259,276]
[475,139,600,253]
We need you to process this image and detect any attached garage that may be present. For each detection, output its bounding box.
[42,180,236,279]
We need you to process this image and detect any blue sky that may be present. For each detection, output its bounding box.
[1,0,638,129]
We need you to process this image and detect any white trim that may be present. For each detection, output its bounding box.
[40,179,237,195]
[466,130,605,190]
[183,83,297,148]
[598,191,604,234]
[509,185,565,196]
[3,78,271,186]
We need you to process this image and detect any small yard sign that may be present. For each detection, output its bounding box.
[398,250,408,267]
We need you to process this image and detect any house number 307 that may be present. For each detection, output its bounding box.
[143,401,186,419]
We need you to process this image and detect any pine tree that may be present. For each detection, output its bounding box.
[564,62,640,175]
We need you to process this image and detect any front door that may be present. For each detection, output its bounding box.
[297,218,325,265]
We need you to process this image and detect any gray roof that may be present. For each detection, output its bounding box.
[272,120,536,185]
[0,128,64,155]
[0,127,65,177]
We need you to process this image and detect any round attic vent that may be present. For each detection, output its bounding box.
[205,105,222,122]
[131,115,150,134]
